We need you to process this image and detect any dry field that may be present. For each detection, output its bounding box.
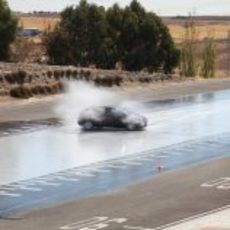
[164,17,230,43]
[19,16,59,31]
[19,16,230,41]
[168,22,230,43]
[18,15,230,77]
[164,17,230,77]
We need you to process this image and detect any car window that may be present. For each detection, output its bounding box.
[111,108,126,117]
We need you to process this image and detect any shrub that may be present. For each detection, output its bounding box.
[114,75,123,86]
[56,81,64,91]
[65,69,72,79]
[10,86,33,98]
[5,73,16,84]
[72,70,78,79]
[27,74,33,83]
[102,76,113,87]
[15,70,27,85]
[60,70,65,78]
[47,70,53,79]
[53,70,60,80]
[94,76,102,86]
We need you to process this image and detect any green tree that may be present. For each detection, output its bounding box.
[45,25,71,65]
[45,0,180,73]
[106,0,180,72]
[106,4,124,67]
[87,5,109,68]
[0,0,17,60]
[45,0,109,67]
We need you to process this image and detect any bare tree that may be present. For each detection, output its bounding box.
[226,31,230,77]
[201,33,216,78]
[180,14,199,77]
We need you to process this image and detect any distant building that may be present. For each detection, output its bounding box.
[18,28,42,37]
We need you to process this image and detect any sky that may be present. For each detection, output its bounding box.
[7,0,230,16]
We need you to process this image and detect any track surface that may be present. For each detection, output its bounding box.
[1,90,230,185]
[0,90,230,227]
[0,155,229,230]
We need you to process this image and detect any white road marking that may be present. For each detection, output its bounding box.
[201,177,230,190]
[49,175,80,182]
[60,217,108,230]
[170,152,183,156]
[60,217,127,230]
[0,135,228,197]
[153,205,230,230]
[129,156,152,162]
[7,184,42,192]
[52,173,81,180]
[182,148,194,153]
[106,164,128,169]
[83,166,111,173]
[89,168,111,173]
[60,205,230,230]
[217,182,230,190]
[155,155,169,158]
[68,171,96,177]
[0,190,21,197]
[32,179,61,186]
[124,225,155,230]
[121,161,143,166]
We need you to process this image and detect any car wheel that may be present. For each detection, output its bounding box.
[126,123,136,131]
[83,121,93,130]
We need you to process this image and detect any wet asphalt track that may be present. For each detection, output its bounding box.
[0,90,230,216]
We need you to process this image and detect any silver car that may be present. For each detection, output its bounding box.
[78,106,147,131]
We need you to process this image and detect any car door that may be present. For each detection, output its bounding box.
[109,108,127,127]
[102,107,114,126]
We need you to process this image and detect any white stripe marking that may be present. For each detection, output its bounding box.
[49,175,80,182]
[33,179,61,186]
[60,217,108,230]
[153,205,230,230]
[128,157,151,162]
[201,177,230,188]
[124,225,155,230]
[156,155,169,158]
[106,164,128,169]
[121,161,143,166]
[0,190,21,197]
[170,152,183,156]
[1,184,42,192]
[68,171,95,177]
[90,168,111,173]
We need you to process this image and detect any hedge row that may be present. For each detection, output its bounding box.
[1,68,173,86]
[0,69,91,85]
[1,67,175,99]
[9,82,64,99]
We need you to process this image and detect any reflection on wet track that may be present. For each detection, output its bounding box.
[0,90,230,215]
[1,90,230,185]
[0,132,230,215]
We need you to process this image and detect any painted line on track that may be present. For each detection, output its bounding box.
[153,205,230,230]
[0,132,230,198]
